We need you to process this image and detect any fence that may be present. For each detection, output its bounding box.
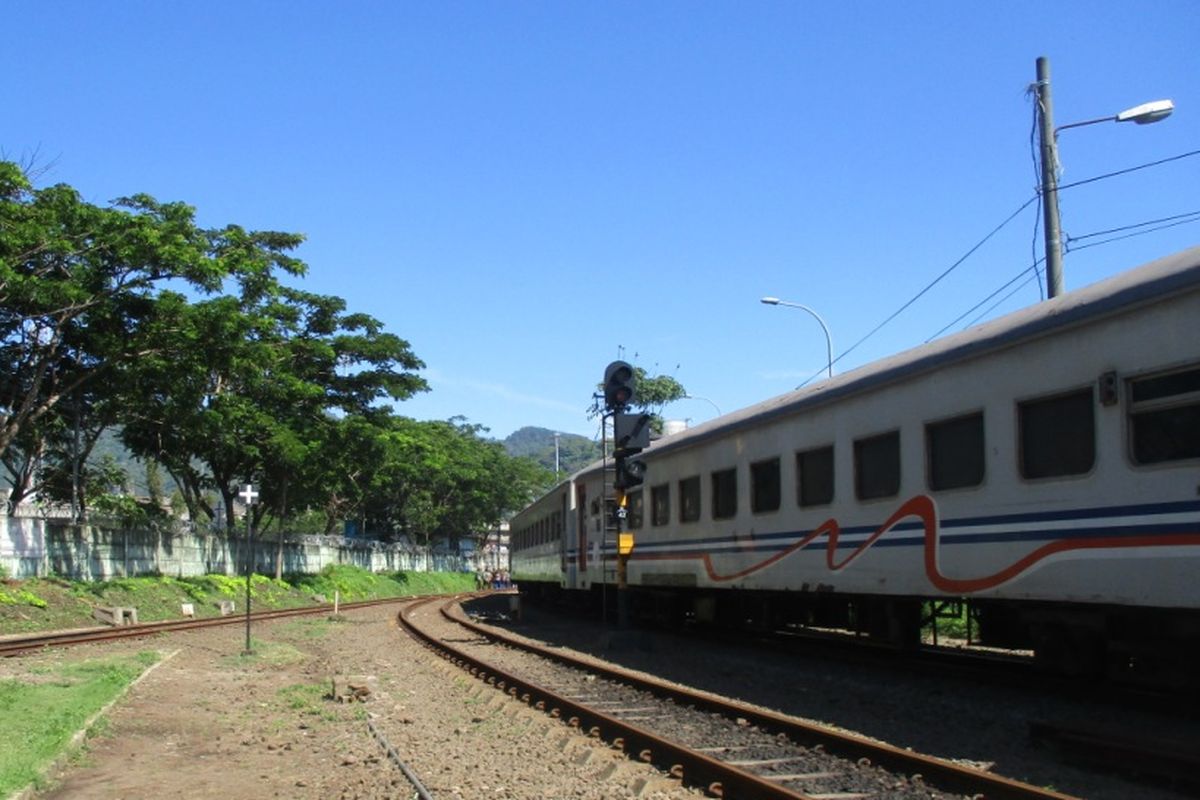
[0,515,472,581]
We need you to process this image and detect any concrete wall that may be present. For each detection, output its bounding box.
[0,516,471,580]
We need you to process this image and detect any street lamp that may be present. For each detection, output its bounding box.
[1034,56,1174,298]
[760,297,834,379]
[682,394,722,417]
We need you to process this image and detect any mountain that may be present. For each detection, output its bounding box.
[503,427,601,478]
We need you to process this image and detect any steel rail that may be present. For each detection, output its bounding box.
[443,599,1080,800]
[399,595,812,799]
[0,595,423,657]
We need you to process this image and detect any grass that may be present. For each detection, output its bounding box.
[0,651,160,796]
[223,639,308,668]
[0,566,475,635]
[922,600,971,642]
[0,565,479,794]
[277,682,340,723]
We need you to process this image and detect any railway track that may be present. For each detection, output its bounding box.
[400,594,1079,800]
[0,596,413,657]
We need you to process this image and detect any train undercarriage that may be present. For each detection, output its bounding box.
[517,580,1200,690]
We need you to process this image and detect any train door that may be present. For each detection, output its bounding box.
[576,484,588,572]
[560,490,573,588]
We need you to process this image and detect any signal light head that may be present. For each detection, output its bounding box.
[614,456,646,490]
[603,360,637,410]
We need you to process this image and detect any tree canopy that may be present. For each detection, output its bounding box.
[1,162,547,548]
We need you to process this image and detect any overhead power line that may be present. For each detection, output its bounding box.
[1057,149,1200,192]
[1067,210,1200,252]
[933,206,1200,341]
[797,195,1037,388]
[925,261,1043,342]
[797,149,1198,390]
[964,270,1042,328]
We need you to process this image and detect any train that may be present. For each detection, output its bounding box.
[510,246,1200,684]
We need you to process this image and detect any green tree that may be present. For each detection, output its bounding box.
[630,367,686,418]
[0,161,297,463]
[121,283,426,541]
[354,416,549,547]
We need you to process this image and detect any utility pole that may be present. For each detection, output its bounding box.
[1035,57,1175,299]
[1035,56,1065,299]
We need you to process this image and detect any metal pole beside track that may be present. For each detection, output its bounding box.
[240,483,258,654]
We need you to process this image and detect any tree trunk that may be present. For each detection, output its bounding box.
[274,479,288,580]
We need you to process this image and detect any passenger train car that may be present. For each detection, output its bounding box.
[511,247,1200,681]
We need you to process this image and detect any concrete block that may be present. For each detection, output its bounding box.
[218,600,236,616]
[93,606,138,626]
[181,603,194,617]
[93,607,119,626]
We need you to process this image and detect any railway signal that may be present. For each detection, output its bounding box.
[602,360,645,629]
[614,456,646,490]
[603,360,636,410]
[614,412,650,489]
[614,412,651,452]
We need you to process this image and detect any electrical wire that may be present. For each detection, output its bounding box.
[929,206,1200,341]
[964,270,1043,328]
[793,128,1196,388]
[1057,149,1200,192]
[1067,210,1200,246]
[925,260,1043,342]
[796,194,1037,389]
[1067,212,1200,253]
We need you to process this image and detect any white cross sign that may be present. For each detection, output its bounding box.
[239,484,258,505]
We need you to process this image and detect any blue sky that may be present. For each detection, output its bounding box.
[7,1,1198,440]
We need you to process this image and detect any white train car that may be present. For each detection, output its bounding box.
[513,247,1200,678]
[511,464,610,594]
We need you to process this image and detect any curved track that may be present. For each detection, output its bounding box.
[400,594,1079,800]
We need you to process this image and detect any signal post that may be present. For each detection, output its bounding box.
[602,362,650,628]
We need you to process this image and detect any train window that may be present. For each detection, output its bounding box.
[1129,366,1200,464]
[855,431,901,500]
[712,467,737,520]
[651,483,670,526]
[1019,389,1095,478]
[679,476,701,523]
[796,445,834,507]
[750,458,781,513]
[627,489,644,529]
[926,412,985,490]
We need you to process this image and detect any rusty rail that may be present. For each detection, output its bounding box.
[403,596,1080,800]
[0,595,423,657]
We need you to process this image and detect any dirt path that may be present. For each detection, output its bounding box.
[9,602,696,800]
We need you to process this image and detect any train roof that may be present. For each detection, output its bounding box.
[649,245,1200,459]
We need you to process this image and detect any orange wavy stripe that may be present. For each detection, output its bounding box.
[666,495,1200,593]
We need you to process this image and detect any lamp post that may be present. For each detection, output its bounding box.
[1034,56,1174,298]
[682,394,722,418]
[760,297,834,379]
